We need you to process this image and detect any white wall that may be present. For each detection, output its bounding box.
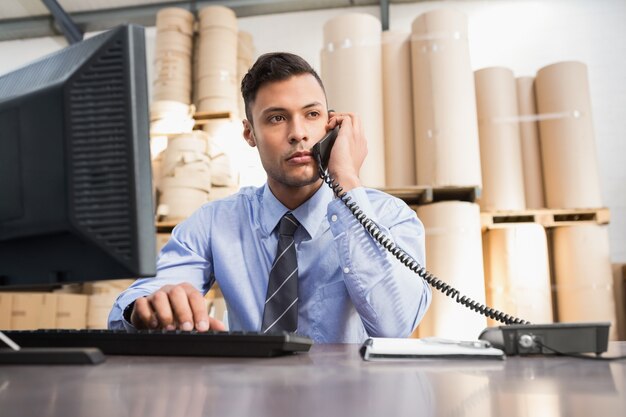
[1,0,624,261]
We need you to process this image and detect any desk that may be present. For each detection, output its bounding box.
[1,343,625,417]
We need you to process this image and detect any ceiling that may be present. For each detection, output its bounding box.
[0,0,430,42]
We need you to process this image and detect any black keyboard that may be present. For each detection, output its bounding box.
[2,329,313,358]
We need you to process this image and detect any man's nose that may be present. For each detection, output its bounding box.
[288,117,308,144]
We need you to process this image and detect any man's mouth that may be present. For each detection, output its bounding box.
[287,150,313,164]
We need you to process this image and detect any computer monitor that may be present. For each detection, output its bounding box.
[0,25,156,287]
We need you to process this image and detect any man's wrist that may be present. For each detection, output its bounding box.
[123,300,136,323]
[330,171,361,192]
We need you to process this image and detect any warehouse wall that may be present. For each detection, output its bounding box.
[0,0,624,262]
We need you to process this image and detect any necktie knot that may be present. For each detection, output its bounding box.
[279,213,299,237]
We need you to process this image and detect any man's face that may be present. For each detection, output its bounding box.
[243,74,328,192]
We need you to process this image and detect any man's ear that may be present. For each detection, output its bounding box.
[242,120,257,148]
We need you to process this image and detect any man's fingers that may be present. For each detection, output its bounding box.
[208,317,227,331]
[187,289,210,331]
[151,289,176,330]
[131,297,156,329]
[167,285,195,331]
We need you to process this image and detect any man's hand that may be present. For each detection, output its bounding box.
[325,111,368,192]
[130,283,226,332]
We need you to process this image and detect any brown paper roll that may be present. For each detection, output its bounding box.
[516,77,546,209]
[321,13,386,187]
[535,61,603,208]
[483,224,553,326]
[382,31,415,187]
[198,5,237,31]
[415,201,487,339]
[553,225,617,340]
[474,67,526,210]
[411,9,482,187]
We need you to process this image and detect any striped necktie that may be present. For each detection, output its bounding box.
[261,212,299,333]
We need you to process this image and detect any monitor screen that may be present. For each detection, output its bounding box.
[0,25,156,287]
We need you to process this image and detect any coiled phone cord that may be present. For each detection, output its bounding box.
[317,162,529,326]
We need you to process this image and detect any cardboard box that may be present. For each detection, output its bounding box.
[87,293,118,329]
[56,293,88,329]
[38,293,58,329]
[0,293,13,330]
[11,293,45,330]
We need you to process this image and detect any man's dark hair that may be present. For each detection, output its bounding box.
[241,52,326,124]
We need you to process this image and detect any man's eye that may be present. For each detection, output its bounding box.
[269,115,285,123]
[308,111,320,118]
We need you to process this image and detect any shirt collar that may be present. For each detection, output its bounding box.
[260,182,334,239]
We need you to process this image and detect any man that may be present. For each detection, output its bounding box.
[109,52,431,343]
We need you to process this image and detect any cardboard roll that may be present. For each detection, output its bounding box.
[535,61,602,209]
[474,66,526,211]
[196,97,238,114]
[196,32,238,64]
[154,56,192,72]
[482,223,553,327]
[153,49,190,63]
[157,7,194,23]
[196,73,237,98]
[197,28,238,48]
[201,118,231,137]
[161,153,212,179]
[150,100,194,120]
[516,76,546,209]
[165,163,213,186]
[166,131,209,152]
[209,185,239,201]
[410,9,482,188]
[381,30,415,187]
[237,31,255,58]
[198,5,237,31]
[161,172,212,192]
[155,35,193,56]
[552,225,617,340]
[156,8,195,36]
[158,189,209,221]
[210,154,236,187]
[411,8,468,39]
[320,36,385,188]
[153,75,192,92]
[153,77,192,92]
[150,116,195,135]
[152,88,191,104]
[323,13,381,48]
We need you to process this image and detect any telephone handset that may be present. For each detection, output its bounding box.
[312,126,339,171]
[312,127,527,325]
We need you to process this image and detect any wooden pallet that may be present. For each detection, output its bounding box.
[193,110,234,127]
[156,220,179,233]
[380,185,481,205]
[481,207,610,230]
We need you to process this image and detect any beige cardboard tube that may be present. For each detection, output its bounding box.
[535,61,603,209]
[410,9,482,187]
[475,67,526,210]
[552,225,617,340]
[415,201,487,339]
[516,77,546,209]
[382,31,416,187]
[321,13,386,187]
[483,224,553,327]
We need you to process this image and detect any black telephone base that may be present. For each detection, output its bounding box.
[478,322,610,356]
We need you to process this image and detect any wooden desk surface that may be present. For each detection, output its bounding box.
[1,343,625,417]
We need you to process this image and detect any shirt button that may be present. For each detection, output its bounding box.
[343,267,350,274]
[331,215,338,222]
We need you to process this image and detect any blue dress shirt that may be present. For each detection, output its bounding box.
[109,183,431,343]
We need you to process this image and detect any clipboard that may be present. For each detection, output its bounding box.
[360,337,505,361]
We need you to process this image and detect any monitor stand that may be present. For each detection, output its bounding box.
[0,331,105,365]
